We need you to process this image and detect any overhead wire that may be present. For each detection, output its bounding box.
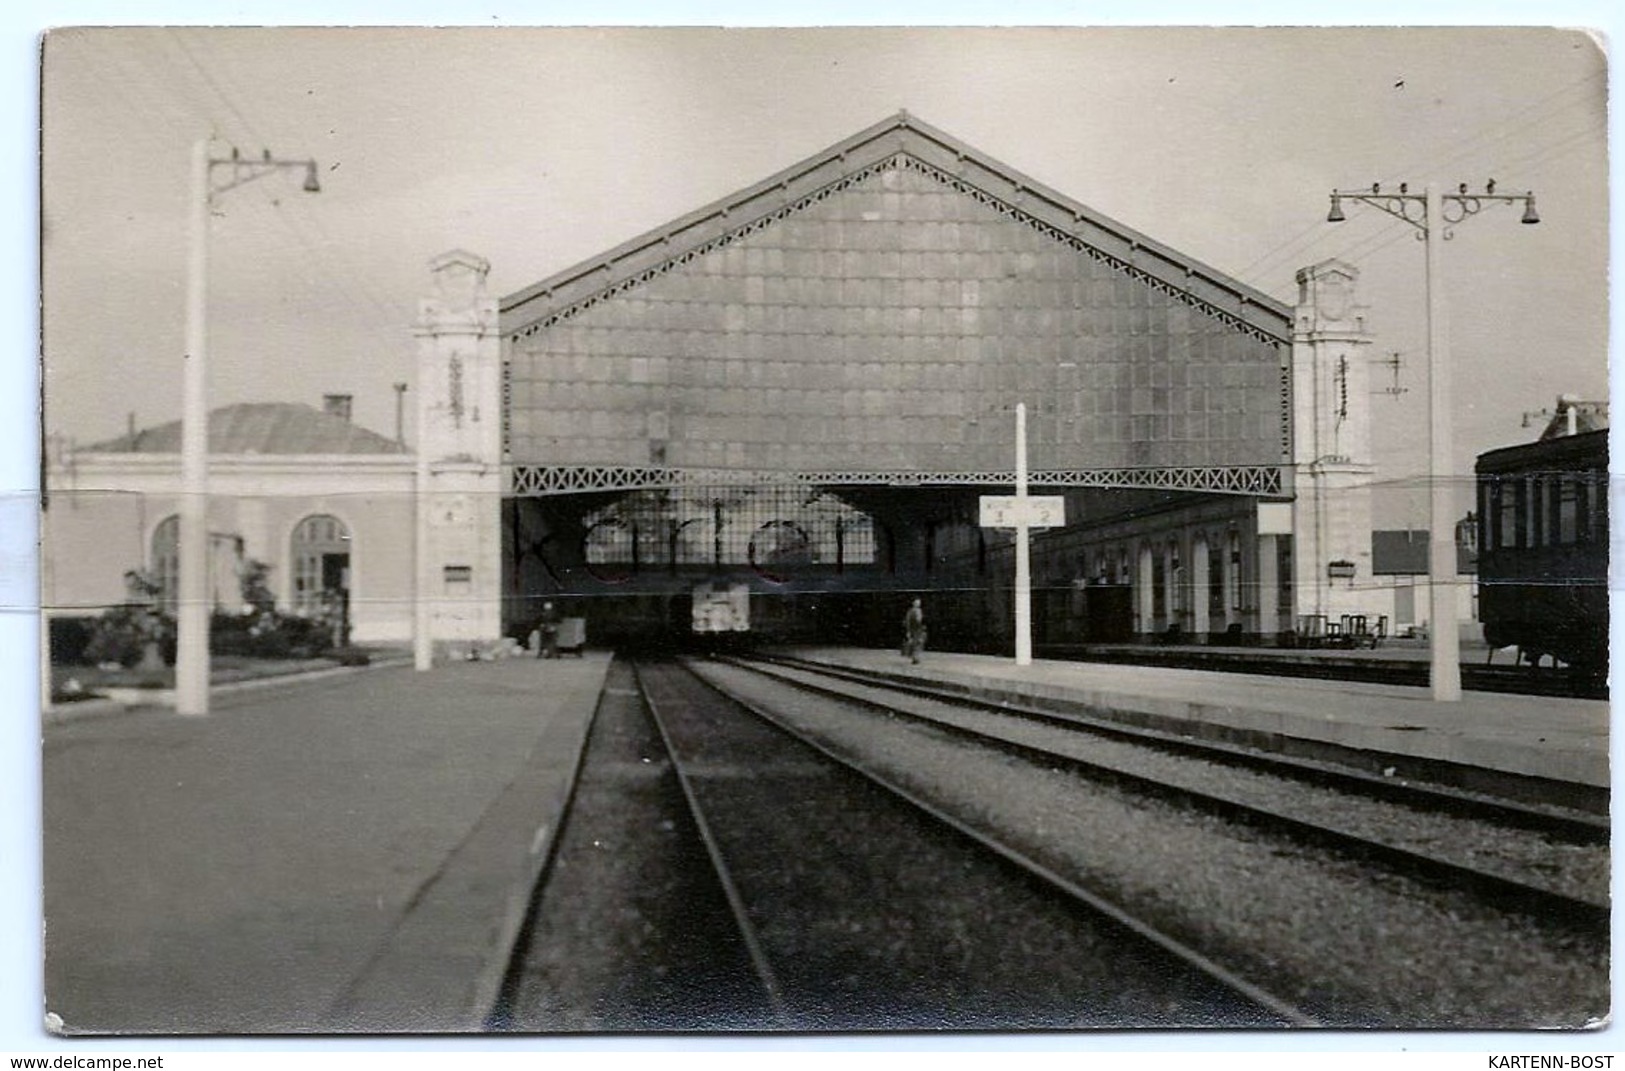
[67,32,202,161]
[67,33,1608,373]
[1233,218,1335,287]
[170,29,414,324]
[160,29,415,328]
[160,30,264,149]
[1382,69,1604,184]
[1479,118,1607,184]
[1236,69,1605,290]
[65,27,424,439]
[1328,109,1606,282]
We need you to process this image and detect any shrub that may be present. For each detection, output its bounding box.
[277,614,335,658]
[240,560,276,616]
[212,609,335,659]
[84,603,174,668]
[88,562,343,665]
[48,616,99,666]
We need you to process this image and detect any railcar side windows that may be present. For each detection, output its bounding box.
[1558,479,1580,545]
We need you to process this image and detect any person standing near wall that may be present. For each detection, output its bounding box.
[902,597,926,664]
[537,601,560,659]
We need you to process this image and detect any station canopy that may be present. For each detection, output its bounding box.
[502,112,1293,499]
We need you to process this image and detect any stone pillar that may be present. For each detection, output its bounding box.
[413,250,504,663]
[1191,536,1211,640]
[1136,544,1154,637]
[1257,533,1279,642]
[1162,539,1180,635]
[1291,260,1376,628]
[1222,529,1240,634]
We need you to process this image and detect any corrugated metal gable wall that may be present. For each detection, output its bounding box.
[506,161,1284,474]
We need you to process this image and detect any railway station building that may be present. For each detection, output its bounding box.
[45,113,1434,657]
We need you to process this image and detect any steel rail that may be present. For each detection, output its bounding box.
[482,675,609,1031]
[725,657,1609,935]
[754,653,1609,842]
[632,661,790,1024]
[682,658,1319,1027]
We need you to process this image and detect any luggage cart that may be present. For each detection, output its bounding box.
[555,617,587,656]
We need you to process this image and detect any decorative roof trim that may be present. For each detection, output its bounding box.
[501,112,1292,345]
[509,463,1287,498]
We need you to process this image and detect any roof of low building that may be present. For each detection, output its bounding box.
[84,403,407,456]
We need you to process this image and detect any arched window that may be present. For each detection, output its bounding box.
[151,515,180,611]
[582,518,634,584]
[1165,539,1183,618]
[1205,534,1225,619]
[291,514,351,616]
[1227,531,1242,612]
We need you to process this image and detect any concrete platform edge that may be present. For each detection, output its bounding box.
[322,655,611,1033]
[42,655,417,725]
[786,650,1609,815]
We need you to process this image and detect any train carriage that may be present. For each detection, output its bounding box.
[1475,428,1608,679]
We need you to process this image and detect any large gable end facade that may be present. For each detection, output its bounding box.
[501,112,1295,494]
[504,112,1290,344]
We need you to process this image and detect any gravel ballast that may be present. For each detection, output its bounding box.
[693,659,1609,1029]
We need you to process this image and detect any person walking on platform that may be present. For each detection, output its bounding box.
[902,598,926,664]
[537,601,560,659]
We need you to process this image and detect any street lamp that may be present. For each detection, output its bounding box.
[1325,181,1538,702]
[175,139,321,717]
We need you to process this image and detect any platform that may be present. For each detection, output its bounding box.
[38,642,1611,1037]
[42,652,612,1035]
[1034,638,1605,696]
[781,646,1612,813]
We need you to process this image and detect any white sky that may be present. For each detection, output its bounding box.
[37,22,1609,486]
[7,3,1622,1061]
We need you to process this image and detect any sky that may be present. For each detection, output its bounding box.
[8,2,1622,1063]
[37,21,1610,491]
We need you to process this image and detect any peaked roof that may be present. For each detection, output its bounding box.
[85,403,407,456]
[501,111,1293,344]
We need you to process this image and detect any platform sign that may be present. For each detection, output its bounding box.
[979,495,1065,529]
[1257,501,1293,536]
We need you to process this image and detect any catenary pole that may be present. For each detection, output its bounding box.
[1014,402,1032,666]
[1423,183,1462,701]
[1325,180,1537,701]
[175,137,212,716]
[175,140,323,714]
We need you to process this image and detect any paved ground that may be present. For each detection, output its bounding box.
[784,646,1611,791]
[44,651,415,724]
[1073,637,1499,661]
[38,642,1609,1038]
[42,653,611,1035]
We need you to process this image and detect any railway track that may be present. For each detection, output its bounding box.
[495,654,1606,1031]
[764,652,1609,818]
[732,654,1609,930]
[691,655,1607,1027]
[489,660,774,1032]
[495,657,1314,1030]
